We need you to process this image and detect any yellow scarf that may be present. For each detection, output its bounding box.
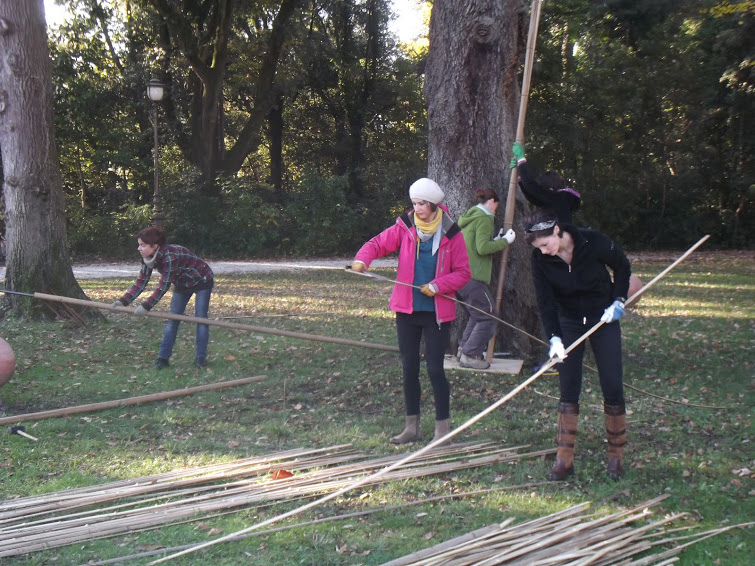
[414,209,443,258]
[414,208,443,237]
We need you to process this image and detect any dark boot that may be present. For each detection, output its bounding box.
[390,415,421,444]
[547,402,579,481]
[605,403,626,481]
[153,358,170,370]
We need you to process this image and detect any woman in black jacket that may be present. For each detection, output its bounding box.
[523,209,632,481]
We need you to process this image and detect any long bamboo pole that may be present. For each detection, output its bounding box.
[0,445,545,557]
[346,268,543,344]
[0,375,266,426]
[85,486,547,566]
[349,255,733,410]
[487,0,545,363]
[149,236,708,564]
[5,292,398,352]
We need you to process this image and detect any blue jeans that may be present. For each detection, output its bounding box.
[157,287,212,361]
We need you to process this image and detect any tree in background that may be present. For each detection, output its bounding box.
[46,0,428,254]
[0,0,90,318]
[35,0,752,257]
[425,0,542,360]
[525,0,752,248]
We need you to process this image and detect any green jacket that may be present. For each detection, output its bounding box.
[458,205,509,284]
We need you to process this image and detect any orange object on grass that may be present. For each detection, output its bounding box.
[271,469,294,480]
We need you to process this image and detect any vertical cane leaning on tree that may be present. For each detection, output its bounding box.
[351,179,471,445]
[523,209,632,481]
[112,227,214,370]
[456,189,516,370]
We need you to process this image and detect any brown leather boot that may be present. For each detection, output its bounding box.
[547,402,579,481]
[605,403,626,481]
[390,415,421,444]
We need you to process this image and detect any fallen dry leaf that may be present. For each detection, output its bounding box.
[271,469,294,480]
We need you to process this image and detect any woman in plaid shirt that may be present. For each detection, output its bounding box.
[113,227,214,369]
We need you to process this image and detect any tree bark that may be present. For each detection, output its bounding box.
[425,0,541,361]
[0,0,90,319]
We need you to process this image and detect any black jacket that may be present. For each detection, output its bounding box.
[517,160,581,225]
[531,225,631,339]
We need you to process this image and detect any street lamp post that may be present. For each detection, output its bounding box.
[146,78,165,229]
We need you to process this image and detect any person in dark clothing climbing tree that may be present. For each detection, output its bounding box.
[511,142,581,225]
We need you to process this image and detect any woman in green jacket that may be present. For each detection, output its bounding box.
[456,189,515,369]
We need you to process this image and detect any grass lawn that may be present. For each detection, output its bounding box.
[0,252,752,565]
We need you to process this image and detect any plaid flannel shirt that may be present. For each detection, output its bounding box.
[119,244,214,310]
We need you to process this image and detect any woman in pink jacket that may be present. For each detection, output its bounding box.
[351,178,471,445]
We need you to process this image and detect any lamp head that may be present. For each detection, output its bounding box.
[146,78,165,102]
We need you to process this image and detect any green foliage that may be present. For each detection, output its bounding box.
[65,197,153,258]
[42,0,752,256]
[285,173,364,255]
[527,0,753,249]
[0,255,752,564]
[162,171,284,257]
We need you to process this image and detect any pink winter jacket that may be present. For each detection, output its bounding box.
[354,206,471,323]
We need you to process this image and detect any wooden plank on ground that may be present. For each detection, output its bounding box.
[444,355,523,375]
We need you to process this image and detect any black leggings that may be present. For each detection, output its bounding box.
[396,311,451,420]
[557,314,624,405]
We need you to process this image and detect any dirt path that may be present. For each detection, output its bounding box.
[1,250,749,281]
[0,258,398,280]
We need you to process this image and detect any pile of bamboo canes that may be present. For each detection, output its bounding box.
[380,494,748,566]
[0,442,549,558]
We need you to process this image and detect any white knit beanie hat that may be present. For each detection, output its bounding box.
[409,178,444,204]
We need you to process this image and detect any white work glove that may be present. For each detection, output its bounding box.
[548,336,566,363]
[134,304,149,316]
[494,228,516,244]
[111,300,125,308]
[600,299,625,324]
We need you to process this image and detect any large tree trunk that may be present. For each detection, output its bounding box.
[425,0,542,361]
[0,0,90,319]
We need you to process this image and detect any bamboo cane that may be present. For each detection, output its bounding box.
[383,498,682,566]
[346,267,545,345]
[149,238,708,564]
[0,445,545,557]
[487,0,545,363]
[2,291,399,352]
[87,487,545,566]
[0,375,267,426]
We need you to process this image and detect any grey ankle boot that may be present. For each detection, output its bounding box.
[432,419,451,445]
[390,415,421,444]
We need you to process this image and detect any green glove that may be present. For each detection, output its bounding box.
[509,156,517,169]
[512,142,526,162]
